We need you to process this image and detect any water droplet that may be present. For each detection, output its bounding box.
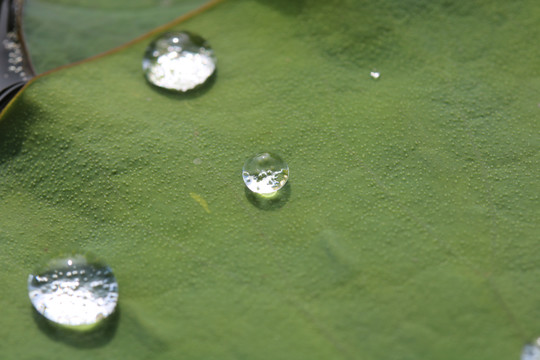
[370,71,380,79]
[523,340,540,360]
[28,254,119,328]
[242,152,289,196]
[142,31,216,92]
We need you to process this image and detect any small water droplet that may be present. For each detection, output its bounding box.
[28,254,119,328]
[142,31,216,92]
[242,152,289,195]
[523,340,540,360]
[370,71,380,79]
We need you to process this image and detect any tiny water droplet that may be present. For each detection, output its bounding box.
[370,71,380,79]
[523,339,540,360]
[28,254,118,328]
[142,31,216,92]
[242,152,289,195]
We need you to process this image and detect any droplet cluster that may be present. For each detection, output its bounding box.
[3,31,29,80]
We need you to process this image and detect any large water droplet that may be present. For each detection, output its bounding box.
[142,31,216,92]
[242,152,289,196]
[522,340,540,360]
[28,254,119,328]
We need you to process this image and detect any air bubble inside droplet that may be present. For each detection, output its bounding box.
[27,254,119,329]
[242,152,289,196]
[142,31,216,92]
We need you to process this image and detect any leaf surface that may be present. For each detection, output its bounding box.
[1,0,539,359]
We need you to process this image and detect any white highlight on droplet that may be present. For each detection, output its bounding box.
[522,339,540,360]
[142,31,216,92]
[28,254,118,328]
[242,152,289,195]
[370,71,380,79]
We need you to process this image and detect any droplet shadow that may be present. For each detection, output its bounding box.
[0,100,40,166]
[145,70,217,101]
[245,182,291,211]
[32,305,120,349]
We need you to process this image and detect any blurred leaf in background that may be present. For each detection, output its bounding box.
[23,0,207,73]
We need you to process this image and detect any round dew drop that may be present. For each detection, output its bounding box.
[142,31,216,92]
[242,152,289,195]
[27,254,119,329]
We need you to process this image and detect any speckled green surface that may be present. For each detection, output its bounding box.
[1,0,540,359]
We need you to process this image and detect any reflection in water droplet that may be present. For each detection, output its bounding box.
[242,152,289,196]
[370,71,380,79]
[28,254,118,328]
[523,340,540,360]
[142,31,216,92]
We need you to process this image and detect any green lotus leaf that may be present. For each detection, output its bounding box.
[1,0,539,359]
